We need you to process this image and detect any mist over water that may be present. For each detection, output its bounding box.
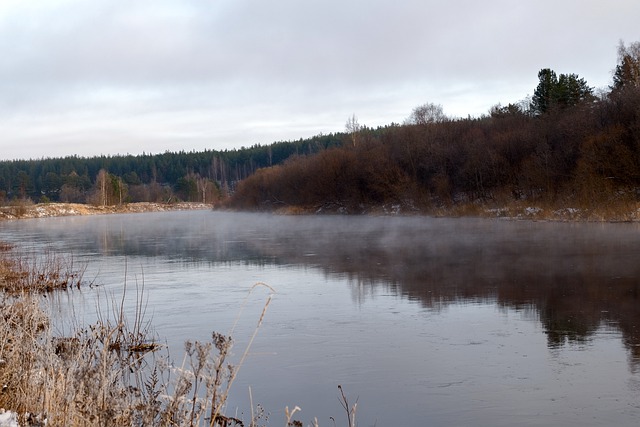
[2,211,640,426]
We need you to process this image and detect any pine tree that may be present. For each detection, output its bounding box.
[530,69,594,115]
[530,69,558,114]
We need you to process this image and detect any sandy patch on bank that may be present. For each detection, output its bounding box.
[0,202,211,220]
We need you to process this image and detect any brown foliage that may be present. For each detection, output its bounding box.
[228,86,640,212]
[0,245,272,427]
[230,146,412,211]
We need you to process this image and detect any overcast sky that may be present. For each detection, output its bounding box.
[0,0,638,160]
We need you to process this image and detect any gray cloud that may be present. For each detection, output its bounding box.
[1,0,639,159]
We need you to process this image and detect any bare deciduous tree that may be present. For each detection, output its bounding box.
[405,102,447,125]
[345,114,361,147]
[95,169,108,207]
[613,40,640,90]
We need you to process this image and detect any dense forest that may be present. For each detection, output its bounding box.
[227,42,640,213]
[2,42,639,213]
[0,133,344,205]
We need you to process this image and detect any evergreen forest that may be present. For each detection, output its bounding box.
[0,134,344,205]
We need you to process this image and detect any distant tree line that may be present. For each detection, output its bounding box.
[227,42,640,211]
[0,134,344,205]
[3,42,639,211]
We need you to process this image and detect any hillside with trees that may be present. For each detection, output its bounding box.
[0,133,344,205]
[226,41,640,217]
[2,42,639,218]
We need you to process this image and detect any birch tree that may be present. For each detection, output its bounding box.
[96,169,108,206]
[345,114,361,147]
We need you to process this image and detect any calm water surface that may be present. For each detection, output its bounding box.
[2,210,640,426]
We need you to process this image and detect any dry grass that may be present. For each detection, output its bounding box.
[0,202,212,221]
[0,292,238,426]
[0,249,85,294]
[424,197,640,223]
[0,244,358,427]
[0,277,165,425]
[0,245,276,427]
[0,199,35,219]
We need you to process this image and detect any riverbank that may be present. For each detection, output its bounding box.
[0,241,255,426]
[2,199,640,223]
[0,202,211,220]
[271,198,640,222]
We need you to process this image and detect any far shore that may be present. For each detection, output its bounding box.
[2,199,640,222]
[0,201,212,220]
[269,199,640,222]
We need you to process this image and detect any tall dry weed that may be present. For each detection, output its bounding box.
[0,243,358,427]
[0,248,84,294]
[0,244,278,426]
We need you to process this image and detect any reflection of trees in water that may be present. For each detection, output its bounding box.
[344,275,390,307]
[42,213,640,367]
[243,219,640,367]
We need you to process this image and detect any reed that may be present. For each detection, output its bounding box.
[0,244,259,426]
[0,243,355,427]
[0,248,85,294]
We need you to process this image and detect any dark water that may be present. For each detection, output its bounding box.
[2,210,640,426]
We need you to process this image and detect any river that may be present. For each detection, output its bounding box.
[2,210,640,426]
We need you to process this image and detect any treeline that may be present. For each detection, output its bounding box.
[3,42,639,211]
[227,42,640,212]
[0,133,344,205]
